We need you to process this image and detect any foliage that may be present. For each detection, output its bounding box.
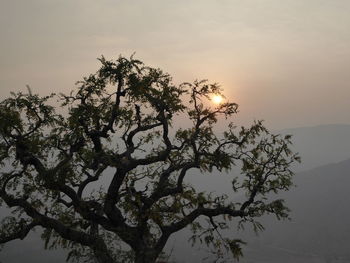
[0,55,299,263]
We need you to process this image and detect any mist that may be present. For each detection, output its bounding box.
[1,1,350,262]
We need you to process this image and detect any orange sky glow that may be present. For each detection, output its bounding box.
[1,0,350,130]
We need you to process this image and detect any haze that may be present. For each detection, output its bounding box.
[2,2,350,262]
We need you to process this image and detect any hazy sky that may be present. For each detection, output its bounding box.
[1,0,350,129]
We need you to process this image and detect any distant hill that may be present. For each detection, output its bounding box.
[167,159,350,262]
[278,124,350,171]
[239,158,350,263]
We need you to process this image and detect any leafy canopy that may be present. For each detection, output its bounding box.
[0,55,299,263]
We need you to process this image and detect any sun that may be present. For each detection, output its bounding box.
[212,94,223,105]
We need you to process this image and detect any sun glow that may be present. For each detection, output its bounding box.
[212,94,223,105]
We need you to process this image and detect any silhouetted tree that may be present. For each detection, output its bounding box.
[0,55,299,263]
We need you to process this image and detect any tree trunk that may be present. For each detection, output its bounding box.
[134,248,160,263]
[92,240,116,263]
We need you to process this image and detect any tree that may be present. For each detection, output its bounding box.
[0,55,299,263]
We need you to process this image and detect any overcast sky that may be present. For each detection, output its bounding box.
[1,0,350,129]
